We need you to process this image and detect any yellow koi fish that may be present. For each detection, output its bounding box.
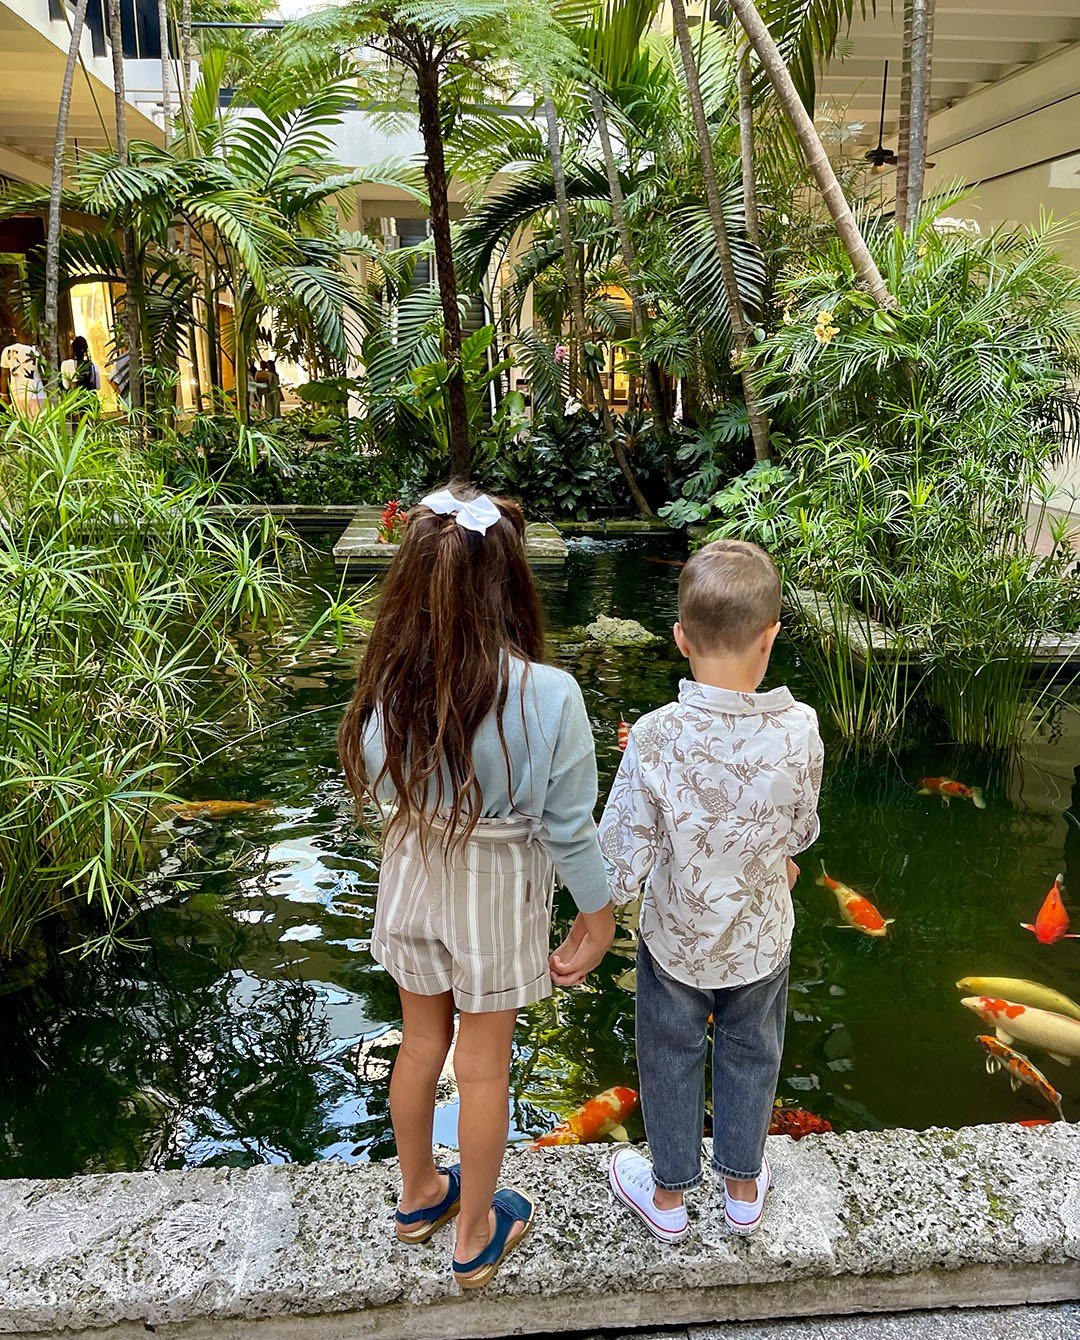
[957,977,1080,1024]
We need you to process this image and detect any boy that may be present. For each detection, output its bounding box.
[598,539,822,1240]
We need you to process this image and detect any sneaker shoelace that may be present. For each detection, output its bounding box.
[622,1160,655,1197]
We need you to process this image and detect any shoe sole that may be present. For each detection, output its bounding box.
[454,1193,534,1290]
[609,1158,688,1244]
[395,1200,460,1244]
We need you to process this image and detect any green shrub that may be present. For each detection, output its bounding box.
[0,408,351,960]
[701,217,1080,749]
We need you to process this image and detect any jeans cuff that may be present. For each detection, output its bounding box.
[653,1171,704,1192]
[711,1157,761,1181]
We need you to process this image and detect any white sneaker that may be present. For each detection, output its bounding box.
[608,1148,689,1244]
[723,1155,771,1236]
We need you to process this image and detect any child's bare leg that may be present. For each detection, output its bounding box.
[392,987,455,1212]
[453,1007,526,1262]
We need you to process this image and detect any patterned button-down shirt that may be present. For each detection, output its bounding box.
[598,679,823,989]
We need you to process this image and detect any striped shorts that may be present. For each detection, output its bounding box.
[370,815,556,1014]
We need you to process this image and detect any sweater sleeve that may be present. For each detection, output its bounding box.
[539,682,611,913]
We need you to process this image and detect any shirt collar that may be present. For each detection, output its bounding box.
[678,678,794,716]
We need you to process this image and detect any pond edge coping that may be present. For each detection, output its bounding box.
[0,1122,1077,1338]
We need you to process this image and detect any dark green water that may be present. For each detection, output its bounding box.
[2,534,1078,1178]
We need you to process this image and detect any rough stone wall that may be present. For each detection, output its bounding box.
[0,1125,1077,1339]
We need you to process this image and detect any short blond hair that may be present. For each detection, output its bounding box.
[678,539,781,654]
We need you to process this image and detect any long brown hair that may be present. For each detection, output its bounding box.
[338,486,544,850]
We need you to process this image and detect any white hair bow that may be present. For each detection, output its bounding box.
[419,489,502,535]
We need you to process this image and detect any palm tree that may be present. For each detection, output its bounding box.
[727,0,892,307]
[669,0,772,461]
[456,32,765,433]
[158,0,173,131]
[567,0,668,430]
[895,0,935,230]
[297,1,570,480]
[44,0,90,377]
[3,55,423,421]
[105,0,145,410]
[541,90,653,514]
[735,42,760,250]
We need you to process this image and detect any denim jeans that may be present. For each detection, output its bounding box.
[635,940,788,1187]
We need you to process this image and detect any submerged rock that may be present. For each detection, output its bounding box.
[582,615,660,647]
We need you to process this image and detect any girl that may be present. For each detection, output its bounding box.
[339,486,615,1289]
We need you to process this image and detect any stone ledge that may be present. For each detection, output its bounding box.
[0,1125,1077,1339]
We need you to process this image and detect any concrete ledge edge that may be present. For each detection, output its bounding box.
[1,1124,1077,1338]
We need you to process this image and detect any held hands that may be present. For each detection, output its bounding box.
[549,905,616,988]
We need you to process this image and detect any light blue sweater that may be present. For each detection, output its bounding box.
[361,659,610,913]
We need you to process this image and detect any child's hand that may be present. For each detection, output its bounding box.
[786,857,800,890]
[549,906,616,987]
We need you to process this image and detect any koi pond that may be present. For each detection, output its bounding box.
[2,534,1078,1178]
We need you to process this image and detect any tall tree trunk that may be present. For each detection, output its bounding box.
[736,43,760,249]
[896,0,935,231]
[894,1,913,230]
[671,0,771,462]
[45,0,90,379]
[589,86,668,437]
[181,0,192,91]
[415,48,470,480]
[543,91,653,517]
[728,0,893,308]
[157,0,173,132]
[106,0,144,412]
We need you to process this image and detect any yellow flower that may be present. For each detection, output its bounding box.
[782,306,795,326]
[816,309,834,324]
[813,321,840,346]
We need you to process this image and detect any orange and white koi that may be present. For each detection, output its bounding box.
[1021,875,1078,946]
[816,865,893,937]
[975,1036,1064,1119]
[917,777,986,809]
[164,799,273,819]
[530,1086,638,1148]
[961,996,1080,1065]
[956,976,1080,1022]
[617,719,630,752]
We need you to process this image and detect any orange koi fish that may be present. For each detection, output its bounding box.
[768,1106,833,1140]
[617,719,630,752]
[975,1036,1064,1119]
[1014,1119,1054,1128]
[164,799,273,819]
[917,777,986,809]
[1021,875,1078,946]
[646,556,685,568]
[530,1086,638,1148]
[816,865,893,937]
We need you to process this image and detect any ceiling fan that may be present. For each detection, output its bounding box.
[865,60,897,171]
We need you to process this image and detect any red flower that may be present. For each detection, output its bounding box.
[377,500,407,544]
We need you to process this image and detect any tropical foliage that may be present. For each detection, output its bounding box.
[0,406,367,961]
[703,216,1080,748]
